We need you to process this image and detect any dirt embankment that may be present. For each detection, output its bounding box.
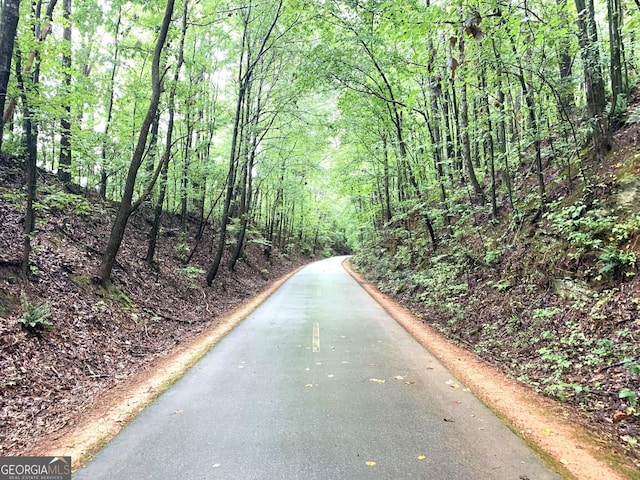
[0,154,311,459]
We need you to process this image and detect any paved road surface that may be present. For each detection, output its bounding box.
[74,257,562,479]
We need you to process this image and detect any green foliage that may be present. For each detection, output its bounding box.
[620,388,638,408]
[532,307,561,319]
[543,381,589,402]
[19,293,53,332]
[178,265,205,289]
[545,201,640,280]
[41,189,92,215]
[627,106,640,125]
[175,232,190,263]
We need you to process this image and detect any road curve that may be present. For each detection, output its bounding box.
[74,256,562,480]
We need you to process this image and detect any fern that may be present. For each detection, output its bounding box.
[627,106,640,125]
[19,293,52,331]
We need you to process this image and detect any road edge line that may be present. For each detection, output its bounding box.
[35,264,306,471]
[341,257,629,480]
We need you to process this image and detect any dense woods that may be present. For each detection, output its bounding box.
[2,0,640,470]
[0,0,637,279]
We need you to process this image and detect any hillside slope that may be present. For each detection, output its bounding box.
[354,119,640,474]
[0,157,310,455]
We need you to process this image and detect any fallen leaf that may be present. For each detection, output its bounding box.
[327,374,334,378]
[612,410,629,423]
[393,375,406,380]
[305,384,314,388]
[405,381,416,385]
[417,455,426,460]
[446,379,460,388]
[365,461,376,466]
[560,458,569,465]
[369,378,385,384]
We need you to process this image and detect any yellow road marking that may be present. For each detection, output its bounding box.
[312,322,320,352]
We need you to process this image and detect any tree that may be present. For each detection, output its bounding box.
[146,0,189,266]
[0,0,22,151]
[57,0,72,184]
[97,0,175,288]
[205,0,287,285]
[574,0,612,159]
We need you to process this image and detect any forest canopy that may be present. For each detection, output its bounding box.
[0,0,637,283]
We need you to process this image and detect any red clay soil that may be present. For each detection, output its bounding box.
[344,260,630,480]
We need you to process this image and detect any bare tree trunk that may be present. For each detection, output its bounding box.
[100,4,122,199]
[98,0,175,288]
[206,0,284,285]
[206,77,245,285]
[381,131,392,222]
[457,35,485,205]
[57,0,72,185]
[0,0,22,152]
[480,70,498,219]
[146,0,188,266]
[608,0,624,117]
[575,0,611,159]
[16,51,37,278]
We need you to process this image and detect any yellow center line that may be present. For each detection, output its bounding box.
[312,322,320,352]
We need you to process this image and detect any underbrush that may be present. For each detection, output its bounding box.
[353,151,640,467]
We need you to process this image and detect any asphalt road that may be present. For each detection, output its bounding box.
[74,256,562,480]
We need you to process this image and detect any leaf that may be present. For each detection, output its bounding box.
[446,379,460,388]
[369,378,385,384]
[393,375,406,380]
[365,461,376,466]
[305,384,314,388]
[417,455,426,460]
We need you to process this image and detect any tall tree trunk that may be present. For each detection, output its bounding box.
[574,0,611,159]
[16,52,37,278]
[0,0,22,152]
[557,0,575,113]
[457,35,485,205]
[146,0,188,266]
[608,0,624,117]
[206,77,245,285]
[100,4,122,198]
[381,131,392,223]
[97,0,175,288]
[480,70,498,219]
[206,0,283,285]
[180,128,192,230]
[57,0,72,185]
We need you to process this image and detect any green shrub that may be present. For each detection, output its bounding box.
[19,293,52,331]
